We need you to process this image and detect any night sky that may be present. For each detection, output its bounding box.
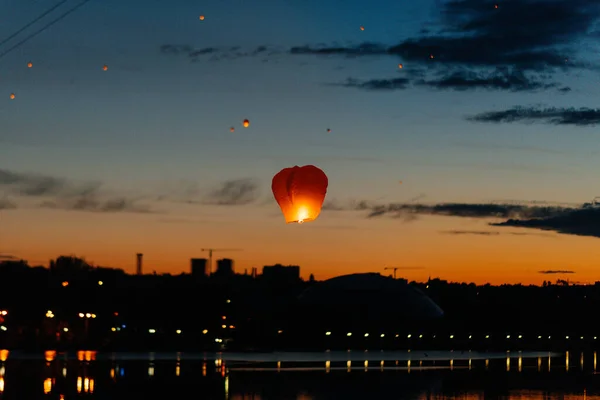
[1,0,600,284]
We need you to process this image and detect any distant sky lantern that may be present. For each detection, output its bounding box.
[494,4,499,8]
[271,165,329,224]
[9,93,15,99]
[327,128,331,133]
[199,15,205,20]
[429,54,435,59]
[242,119,250,128]
[360,26,365,31]
[103,64,108,71]
[27,62,33,68]
[230,127,235,132]
[398,63,403,69]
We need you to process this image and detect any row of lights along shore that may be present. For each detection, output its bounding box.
[3,309,600,341]
[2,309,600,341]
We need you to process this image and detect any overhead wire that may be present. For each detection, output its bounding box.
[0,0,71,49]
[0,0,94,61]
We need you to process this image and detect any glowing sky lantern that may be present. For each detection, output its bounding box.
[398,63,403,69]
[494,4,499,8]
[326,128,331,133]
[102,65,108,71]
[360,26,365,31]
[27,62,33,68]
[9,93,15,99]
[271,165,329,224]
[199,15,205,20]
[242,119,250,128]
[230,127,235,132]
[429,54,435,59]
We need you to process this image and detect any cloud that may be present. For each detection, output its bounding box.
[415,68,565,92]
[440,229,557,238]
[290,43,386,57]
[327,197,600,240]
[0,168,155,214]
[330,77,410,91]
[538,270,575,274]
[160,44,277,62]
[491,207,600,239]
[0,198,17,210]
[450,140,568,155]
[440,230,500,236]
[39,197,156,214]
[288,0,600,91]
[202,178,260,206]
[360,202,573,219]
[386,0,598,70]
[0,168,100,197]
[331,68,568,92]
[466,106,600,126]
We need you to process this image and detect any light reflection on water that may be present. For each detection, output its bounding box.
[0,351,597,399]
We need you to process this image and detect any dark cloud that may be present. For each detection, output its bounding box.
[202,178,260,206]
[450,140,568,155]
[466,106,600,126]
[333,77,410,91]
[290,43,386,57]
[0,168,154,214]
[415,68,564,92]
[440,229,557,238]
[160,44,277,62]
[289,0,600,91]
[440,230,501,236]
[491,207,600,239]
[0,168,100,198]
[361,202,573,219]
[386,0,598,70]
[39,197,155,214]
[538,270,575,274]
[327,198,597,240]
[0,198,16,210]
[333,68,566,92]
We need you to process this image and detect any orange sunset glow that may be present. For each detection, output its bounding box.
[2,206,598,285]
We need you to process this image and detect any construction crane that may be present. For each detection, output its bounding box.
[384,266,424,279]
[201,248,243,275]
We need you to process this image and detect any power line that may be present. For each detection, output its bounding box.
[0,0,71,50]
[0,0,94,62]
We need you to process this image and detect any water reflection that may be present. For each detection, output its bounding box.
[0,352,598,399]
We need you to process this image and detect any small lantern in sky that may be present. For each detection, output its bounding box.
[199,15,205,20]
[398,63,403,69]
[9,93,15,99]
[103,65,108,71]
[27,62,33,68]
[230,127,235,132]
[243,119,250,128]
[271,165,329,224]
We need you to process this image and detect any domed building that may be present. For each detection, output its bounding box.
[279,273,444,349]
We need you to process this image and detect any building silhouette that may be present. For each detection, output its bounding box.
[190,258,208,277]
[215,258,234,278]
[262,264,300,284]
[136,253,143,276]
